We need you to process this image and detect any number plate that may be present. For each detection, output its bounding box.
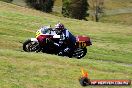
[78,41,86,47]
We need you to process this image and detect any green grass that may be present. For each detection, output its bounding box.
[101,13,132,25]
[0,1,132,88]
[7,0,132,25]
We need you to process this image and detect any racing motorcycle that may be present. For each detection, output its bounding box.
[23,27,92,59]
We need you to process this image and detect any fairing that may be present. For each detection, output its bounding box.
[76,36,92,46]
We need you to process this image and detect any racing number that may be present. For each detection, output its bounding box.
[78,41,86,48]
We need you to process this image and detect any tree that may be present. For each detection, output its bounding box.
[62,0,70,17]
[1,0,13,3]
[88,0,104,22]
[62,0,89,20]
[25,0,54,12]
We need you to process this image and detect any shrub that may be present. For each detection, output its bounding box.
[62,0,89,20]
[25,0,54,12]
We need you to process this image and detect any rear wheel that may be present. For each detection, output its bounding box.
[23,39,40,52]
[73,47,87,59]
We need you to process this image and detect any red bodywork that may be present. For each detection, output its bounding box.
[37,35,53,41]
[36,35,92,47]
[76,36,92,46]
[36,35,53,45]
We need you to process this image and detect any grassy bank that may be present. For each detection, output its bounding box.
[0,1,132,88]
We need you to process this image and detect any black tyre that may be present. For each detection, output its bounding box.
[23,39,40,52]
[73,47,87,59]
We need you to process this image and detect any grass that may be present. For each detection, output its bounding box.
[7,0,132,25]
[12,0,26,6]
[104,0,132,10]
[101,13,132,25]
[0,1,132,88]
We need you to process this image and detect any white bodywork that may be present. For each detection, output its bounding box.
[31,38,38,42]
[53,35,61,38]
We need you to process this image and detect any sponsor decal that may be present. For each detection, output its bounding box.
[79,68,131,86]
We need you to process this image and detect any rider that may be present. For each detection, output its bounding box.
[54,23,76,55]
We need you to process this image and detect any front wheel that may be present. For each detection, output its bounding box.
[23,39,40,52]
[73,47,87,59]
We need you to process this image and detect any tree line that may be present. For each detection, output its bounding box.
[0,0,13,3]
[2,0,104,21]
